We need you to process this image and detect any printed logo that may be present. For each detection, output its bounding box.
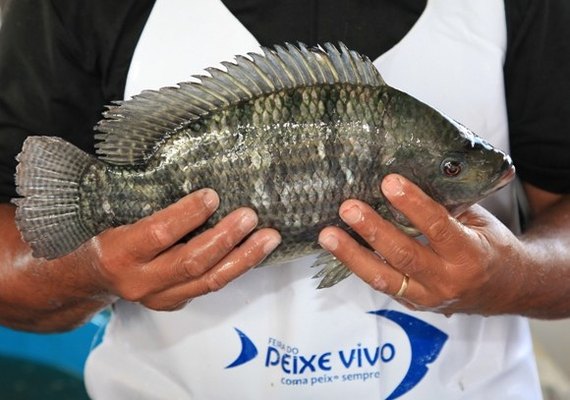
[368,310,448,399]
[225,328,258,368]
[226,309,448,399]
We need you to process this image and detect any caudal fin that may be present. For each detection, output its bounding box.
[13,136,102,259]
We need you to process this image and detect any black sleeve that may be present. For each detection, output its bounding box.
[504,0,570,194]
[0,0,154,203]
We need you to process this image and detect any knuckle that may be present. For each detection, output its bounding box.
[425,213,453,244]
[221,232,239,252]
[139,298,161,311]
[210,232,238,257]
[175,254,203,281]
[145,224,170,250]
[420,299,440,311]
[438,283,462,304]
[205,271,229,293]
[391,246,417,270]
[117,283,148,303]
[367,274,388,292]
[142,297,186,312]
[360,221,379,243]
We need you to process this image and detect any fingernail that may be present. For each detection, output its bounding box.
[263,235,281,254]
[319,234,338,251]
[202,189,219,210]
[239,210,258,232]
[341,205,362,225]
[382,175,404,196]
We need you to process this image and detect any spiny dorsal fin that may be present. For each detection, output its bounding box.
[95,42,385,165]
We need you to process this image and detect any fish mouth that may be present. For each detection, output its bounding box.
[448,162,515,217]
[482,163,516,196]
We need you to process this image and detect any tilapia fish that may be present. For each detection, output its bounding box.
[14,43,515,288]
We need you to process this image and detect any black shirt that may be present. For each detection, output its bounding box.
[1,0,569,203]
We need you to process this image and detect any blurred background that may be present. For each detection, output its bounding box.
[0,312,108,399]
[530,319,570,400]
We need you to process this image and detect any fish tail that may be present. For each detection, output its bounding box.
[13,136,103,259]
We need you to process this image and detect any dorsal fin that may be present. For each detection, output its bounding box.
[95,42,385,165]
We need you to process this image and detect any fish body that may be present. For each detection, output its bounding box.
[14,43,514,287]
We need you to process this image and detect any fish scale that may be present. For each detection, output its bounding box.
[13,43,514,287]
[136,85,382,254]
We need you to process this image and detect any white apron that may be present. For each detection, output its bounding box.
[85,0,542,399]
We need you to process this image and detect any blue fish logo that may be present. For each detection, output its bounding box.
[225,327,258,369]
[369,309,448,399]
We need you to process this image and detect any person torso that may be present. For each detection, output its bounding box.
[85,1,540,399]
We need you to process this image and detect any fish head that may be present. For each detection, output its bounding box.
[424,116,516,217]
[382,89,515,223]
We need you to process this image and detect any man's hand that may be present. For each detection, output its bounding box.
[318,174,530,316]
[79,188,281,311]
[0,189,281,331]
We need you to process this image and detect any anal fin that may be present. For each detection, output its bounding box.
[311,251,352,288]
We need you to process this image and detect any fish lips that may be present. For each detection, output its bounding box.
[482,162,516,197]
[448,160,515,218]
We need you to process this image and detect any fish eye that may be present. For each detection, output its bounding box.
[440,158,464,178]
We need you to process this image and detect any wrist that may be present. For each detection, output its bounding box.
[508,237,568,319]
[0,247,115,332]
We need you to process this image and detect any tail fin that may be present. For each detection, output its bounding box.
[13,136,103,259]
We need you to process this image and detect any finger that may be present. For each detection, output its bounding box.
[118,189,220,261]
[147,207,261,287]
[318,226,421,299]
[338,199,438,276]
[140,229,281,310]
[381,174,470,259]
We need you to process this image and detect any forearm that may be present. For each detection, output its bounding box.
[516,195,570,319]
[0,204,114,332]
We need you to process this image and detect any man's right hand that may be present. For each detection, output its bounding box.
[0,189,281,331]
[80,188,281,311]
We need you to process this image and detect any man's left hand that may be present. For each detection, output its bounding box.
[318,174,528,316]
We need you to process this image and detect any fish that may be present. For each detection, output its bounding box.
[13,42,515,288]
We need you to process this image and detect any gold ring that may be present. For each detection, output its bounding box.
[395,274,410,297]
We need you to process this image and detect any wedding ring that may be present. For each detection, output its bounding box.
[395,274,410,297]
